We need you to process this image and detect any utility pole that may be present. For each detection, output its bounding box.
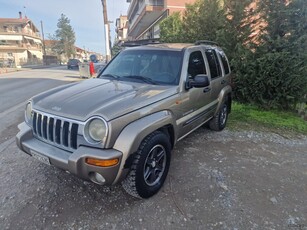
[101,0,111,62]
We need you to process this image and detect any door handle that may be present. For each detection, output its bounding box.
[221,80,226,85]
[203,87,211,93]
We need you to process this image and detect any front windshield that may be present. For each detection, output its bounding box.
[100,49,183,85]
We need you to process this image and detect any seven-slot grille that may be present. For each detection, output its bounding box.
[32,111,79,150]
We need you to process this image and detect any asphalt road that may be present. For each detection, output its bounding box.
[0,67,80,143]
[0,68,307,230]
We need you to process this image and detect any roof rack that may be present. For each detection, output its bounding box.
[195,40,218,46]
[122,39,160,47]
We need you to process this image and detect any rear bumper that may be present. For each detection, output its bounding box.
[16,122,122,185]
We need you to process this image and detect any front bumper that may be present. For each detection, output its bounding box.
[16,122,122,185]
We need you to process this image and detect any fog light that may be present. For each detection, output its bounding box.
[89,172,106,185]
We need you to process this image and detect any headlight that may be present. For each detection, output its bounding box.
[85,117,108,143]
[25,102,32,123]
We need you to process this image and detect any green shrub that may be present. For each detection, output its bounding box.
[234,51,307,109]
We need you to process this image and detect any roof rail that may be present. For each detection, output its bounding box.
[122,39,160,47]
[195,40,218,46]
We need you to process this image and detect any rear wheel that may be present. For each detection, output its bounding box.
[122,131,171,199]
[209,100,228,131]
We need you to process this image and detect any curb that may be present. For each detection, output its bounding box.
[0,65,62,75]
[0,68,18,75]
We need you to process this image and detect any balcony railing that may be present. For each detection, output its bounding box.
[0,43,42,50]
[0,28,41,39]
[128,0,164,31]
[128,0,164,18]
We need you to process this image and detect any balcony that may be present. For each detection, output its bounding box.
[0,42,42,51]
[128,0,165,39]
[0,28,41,39]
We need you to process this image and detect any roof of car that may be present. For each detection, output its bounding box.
[125,42,218,51]
[147,43,194,49]
[68,59,80,62]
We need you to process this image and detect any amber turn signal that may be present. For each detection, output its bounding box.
[85,158,119,167]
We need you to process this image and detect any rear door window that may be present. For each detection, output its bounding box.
[205,49,222,79]
[218,50,230,75]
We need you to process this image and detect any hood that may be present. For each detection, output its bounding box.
[33,78,178,121]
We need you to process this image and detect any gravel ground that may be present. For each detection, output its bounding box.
[1,127,306,230]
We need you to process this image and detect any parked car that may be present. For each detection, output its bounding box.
[67,59,81,69]
[16,41,232,198]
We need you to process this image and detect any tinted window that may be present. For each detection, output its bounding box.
[218,50,230,75]
[205,49,221,79]
[188,51,206,78]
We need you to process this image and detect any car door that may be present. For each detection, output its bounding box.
[204,48,225,107]
[176,48,214,140]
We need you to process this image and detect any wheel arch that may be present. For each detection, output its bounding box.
[215,85,232,115]
[112,110,176,184]
[157,124,175,150]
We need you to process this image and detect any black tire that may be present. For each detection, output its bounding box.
[122,131,171,199]
[209,100,228,131]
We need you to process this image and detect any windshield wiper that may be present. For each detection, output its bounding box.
[122,75,158,85]
[99,74,121,80]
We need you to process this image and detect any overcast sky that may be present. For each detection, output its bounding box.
[0,0,130,55]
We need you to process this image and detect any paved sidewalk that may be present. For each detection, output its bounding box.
[0,67,18,74]
[0,64,62,75]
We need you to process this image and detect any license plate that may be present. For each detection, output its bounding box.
[31,150,50,165]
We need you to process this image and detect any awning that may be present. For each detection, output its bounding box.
[33,38,42,44]
[24,36,42,44]
[28,50,43,58]
[0,35,23,41]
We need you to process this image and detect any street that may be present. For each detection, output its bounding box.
[0,67,80,144]
[1,67,307,230]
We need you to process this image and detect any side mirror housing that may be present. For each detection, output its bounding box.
[186,74,210,89]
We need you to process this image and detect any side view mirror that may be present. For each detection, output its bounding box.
[186,74,210,89]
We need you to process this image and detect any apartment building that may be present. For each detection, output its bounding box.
[0,12,43,67]
[115,15,129,44]
[126,0,196,40]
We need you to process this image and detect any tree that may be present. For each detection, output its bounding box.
[257,0,306,55]
[111,42,123,56]
[182,0,225,43]
[53,14,76,59]
[286,0,307,56]
[159,0,306,109]
[160,0,226,43]
[218,0,256,61]
[160,12,183,43]
[234,0,307,109]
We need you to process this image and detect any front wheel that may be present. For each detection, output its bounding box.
[122,131,171,199]
[209,101,228,131]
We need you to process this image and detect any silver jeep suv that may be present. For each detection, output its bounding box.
[16,41,232,198]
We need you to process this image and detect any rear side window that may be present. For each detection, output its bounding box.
[218,50,230,75]
[188,51,206,78]
[205,49,221,79]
